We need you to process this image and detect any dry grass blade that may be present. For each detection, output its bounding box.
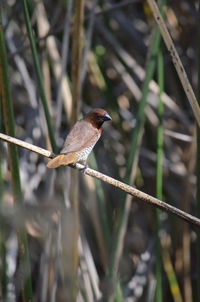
[36,1,72,119]
[147,0,200,126]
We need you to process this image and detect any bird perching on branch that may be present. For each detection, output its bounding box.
[47,108,112,168]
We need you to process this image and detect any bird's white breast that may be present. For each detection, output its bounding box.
[77,133,101,161]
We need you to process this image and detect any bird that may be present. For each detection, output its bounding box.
[47,108,112,168]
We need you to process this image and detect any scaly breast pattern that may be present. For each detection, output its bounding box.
[76,133,101,161]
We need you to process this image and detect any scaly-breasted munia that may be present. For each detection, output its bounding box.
[47,108,112,168]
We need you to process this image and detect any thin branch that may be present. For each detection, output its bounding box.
[1,132,200,228]
[0,133,55,158]
[147,0,200,127]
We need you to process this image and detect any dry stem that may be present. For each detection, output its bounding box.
[1,132,200,227]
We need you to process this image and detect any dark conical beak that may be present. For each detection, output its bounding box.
[103,112,112,121]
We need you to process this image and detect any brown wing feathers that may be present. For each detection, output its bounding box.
[46,153,79,168]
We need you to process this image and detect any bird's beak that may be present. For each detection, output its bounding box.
[103,112,112,121]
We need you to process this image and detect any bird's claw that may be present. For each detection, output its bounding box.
[83,165,88,174]
[69,163,88,174]
[80,163,88,174]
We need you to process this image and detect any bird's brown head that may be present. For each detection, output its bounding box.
[84,108,112,129]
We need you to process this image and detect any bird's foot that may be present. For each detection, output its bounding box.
[80,163,88,174]
[68,162,88,174]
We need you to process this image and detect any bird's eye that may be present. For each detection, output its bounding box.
[96,113,102,119]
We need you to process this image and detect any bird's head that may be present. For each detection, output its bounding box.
[84,108,112,129]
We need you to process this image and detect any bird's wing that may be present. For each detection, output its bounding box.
[60,120,101,154]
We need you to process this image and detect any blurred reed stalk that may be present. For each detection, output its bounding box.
[155,49,164,302]
[55,0,73,131]
[0,5,32,301]
[22,0,57,153]
[0,137,7,299]
[0,10,7,298]
[156,29,183,302]
[88,153,110,262]
[196,1,200,300]
[71,0,84,123]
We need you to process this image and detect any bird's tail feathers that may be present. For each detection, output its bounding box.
[47,153,79,168]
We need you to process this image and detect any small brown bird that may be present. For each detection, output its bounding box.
[47,108,112,168]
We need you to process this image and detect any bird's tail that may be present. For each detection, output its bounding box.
[47,153,79,168]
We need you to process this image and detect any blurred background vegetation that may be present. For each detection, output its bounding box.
[0,0,200,301]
